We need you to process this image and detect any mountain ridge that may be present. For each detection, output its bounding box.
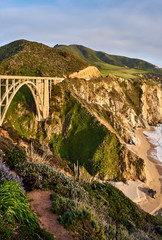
[0,40,89,77]
[54,44,157,70]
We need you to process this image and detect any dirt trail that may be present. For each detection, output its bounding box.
[28,190,75,240]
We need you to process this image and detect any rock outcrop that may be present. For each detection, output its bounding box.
[61,75,161,144]
[141,83,162,125]
[69,66,102,79]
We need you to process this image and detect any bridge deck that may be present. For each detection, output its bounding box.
[0,75,64,81]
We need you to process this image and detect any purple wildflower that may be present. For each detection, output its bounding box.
[0,160,24,191]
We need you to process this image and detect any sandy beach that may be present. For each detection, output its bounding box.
[115,127,162,215]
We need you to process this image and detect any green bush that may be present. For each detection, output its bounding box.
[51,194,76,215]
[51,193,105,239]
[0,180,38,228]
[59,206,92,226]
[0,197,55,240]
[6,148,26,170]
[0,218,13,240]
[0,221,55,240]
[0,180,55,239]
[17,225,55,240]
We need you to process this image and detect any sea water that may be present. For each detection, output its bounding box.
[143,124,162,163]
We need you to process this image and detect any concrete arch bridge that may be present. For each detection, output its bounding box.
[0,75,64,126]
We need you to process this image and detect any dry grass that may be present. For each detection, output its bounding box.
[25,143,52,165]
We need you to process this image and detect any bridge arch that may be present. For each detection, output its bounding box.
[0,81,44,125]
[0,75,64,126]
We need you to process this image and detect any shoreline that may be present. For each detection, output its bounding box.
[118,127,162,215]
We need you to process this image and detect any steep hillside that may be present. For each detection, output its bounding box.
[3,73,161,181]
[54,44,159,78]
[0,40,89,77]
[3,82,145,182]
[0,134,161,239]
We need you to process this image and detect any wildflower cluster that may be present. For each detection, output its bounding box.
[0,160,23,187]
[15,161,89,201]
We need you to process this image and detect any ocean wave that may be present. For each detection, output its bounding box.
[143,124,162,163]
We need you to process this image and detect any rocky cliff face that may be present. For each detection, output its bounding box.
[51,75,161,145]
[141,83,162,125]
[81,76,162,142]
[43,74,160,180]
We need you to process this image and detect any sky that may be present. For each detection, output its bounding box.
[0,0,162,67]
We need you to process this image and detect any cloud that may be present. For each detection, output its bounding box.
[0,0,162,66]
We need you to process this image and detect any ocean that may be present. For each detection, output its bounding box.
[143,124,162,164]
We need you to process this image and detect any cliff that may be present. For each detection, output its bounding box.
[3,73,161,181]
[61,74,161,144]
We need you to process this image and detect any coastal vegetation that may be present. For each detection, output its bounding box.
[0,144,161,239]
[0,158,55,239]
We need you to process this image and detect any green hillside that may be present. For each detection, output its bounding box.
[0,40,89,77]
[54,44,159,78]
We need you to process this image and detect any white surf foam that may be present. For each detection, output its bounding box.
[143,124,162,163]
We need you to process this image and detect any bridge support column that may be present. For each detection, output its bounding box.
[0,79,1,126]
[43,79,49,119]
[35,79,43,121]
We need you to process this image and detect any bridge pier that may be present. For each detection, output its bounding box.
[0,75,64,126]
[43,78,49,119]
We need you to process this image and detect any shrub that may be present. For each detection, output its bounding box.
[17,225,55,240]
[15,161,61,190]
[51,193,105,239]
[59,206,92,227]
[0,180,38,228]
[6,148,26,170]
[0,219,55,240]
[0,218,13,240]
[51,194,76,215]
[15,161,89,201]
